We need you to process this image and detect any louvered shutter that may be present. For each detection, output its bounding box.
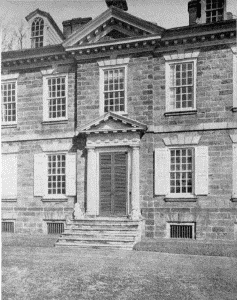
[233,144,237,198]
[195,146,208,195]
[66,153,76,196]
[34,153,47,196]
[154,148,170,195]
[2,154,17,199]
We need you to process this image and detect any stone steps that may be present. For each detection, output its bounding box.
[55,218,142,250]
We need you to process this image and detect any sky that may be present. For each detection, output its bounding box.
[0,0,237,31]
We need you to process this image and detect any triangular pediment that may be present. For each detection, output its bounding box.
[63,6,164,48]
[77,112,147,135]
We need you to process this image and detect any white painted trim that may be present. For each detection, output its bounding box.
[42,73,68,122]
[66,35,161,51]
[41,141,72,152]
[98,57,130,67]
[231,47,237,109]
[99,64,128,116]
[233,144,237,198]
[1,73,19,80]
[165,58,198,113]
[163,50,200,61]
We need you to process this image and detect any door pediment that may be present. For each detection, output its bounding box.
[77,112,147,135]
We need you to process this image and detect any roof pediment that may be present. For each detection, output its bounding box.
[77,112,147,135]
[63,6,164,48]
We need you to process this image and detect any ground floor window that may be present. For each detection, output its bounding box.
[47,154,66,195]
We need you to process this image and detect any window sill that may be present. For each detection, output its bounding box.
[231,107,237,112]
[1,124,17,128]
[42,120,68,125]
[164,110,197,117]
[1,198,17,202]
[41,196,68,202]
[231,197,237,202]
[164,196,197,202]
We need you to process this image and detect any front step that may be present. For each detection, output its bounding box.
[55,218,143,250]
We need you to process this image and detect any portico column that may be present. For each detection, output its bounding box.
[131,145,141,220]
[86,147,97,216]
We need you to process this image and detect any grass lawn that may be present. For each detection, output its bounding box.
[2,234,237,300]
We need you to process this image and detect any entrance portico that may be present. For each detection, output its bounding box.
[76,112,147,220]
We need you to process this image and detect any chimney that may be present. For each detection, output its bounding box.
[105,0,128,11]
[62,17,92,38]
[188,0,201,25]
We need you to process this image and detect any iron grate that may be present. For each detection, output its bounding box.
[170,224,194,239]
[47,222,64,234]
[2,221,14,233]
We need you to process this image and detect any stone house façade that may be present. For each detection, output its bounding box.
[1,0,237,246]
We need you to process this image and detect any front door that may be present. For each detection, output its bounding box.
[99,152,127,216]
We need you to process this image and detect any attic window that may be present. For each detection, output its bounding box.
[206,0,224,23]
[31,17,44,48]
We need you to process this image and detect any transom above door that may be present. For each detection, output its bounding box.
[99,152,127,216]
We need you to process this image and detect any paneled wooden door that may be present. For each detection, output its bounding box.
[99,152,127,216]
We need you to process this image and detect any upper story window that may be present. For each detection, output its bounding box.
[206,0,224,23]
[103,67,126,113]
[169,62,194,110]
[98,58,129,115]
[31,17,44,48]
[43,75,68,122]
[1,81,17,125]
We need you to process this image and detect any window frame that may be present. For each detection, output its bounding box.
[165,58,197,114]
[43,74,68,122]
[205,0,224,24]
[31,17,44,48]
[167,146,195,198]
[99,64,128,116]
[47,153,66,197]
[1,80,17,126]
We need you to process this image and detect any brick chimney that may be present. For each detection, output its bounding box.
[105,0,128,11]
[62,17,92,38]
[188,0,201,25]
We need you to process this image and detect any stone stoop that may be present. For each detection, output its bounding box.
[55,218,143,250]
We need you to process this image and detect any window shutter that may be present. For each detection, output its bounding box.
[66,153,76,196]
[34,153,47,196]
[195,146,208,195]
[154,148,170,195]
[233,144,237,198]
[2,154,17,199]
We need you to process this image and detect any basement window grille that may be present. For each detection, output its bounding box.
[47,222,64,234]
[169,223,195,239]
[2,221,15,233]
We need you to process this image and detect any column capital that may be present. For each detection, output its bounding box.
[86,146,95,152]
[131,145,140,150]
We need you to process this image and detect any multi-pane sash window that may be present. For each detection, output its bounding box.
[206,0,224,23]
[170,62,194,110]
[103,68,125,113]
[46,77,66,119]
[1,81,17,124]
[170,148,193,194]
[31,17,44,48]
[48,154,66,195]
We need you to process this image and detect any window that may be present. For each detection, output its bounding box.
[167,222,195,239]
[2,221,15,233]
[103,67,126,113]
[43,75,68,121]
[170,62,194,110]
[170,148,193,195]
[1,81,17,125]
[47,222,64,234]
[31,17,44,48]
[206,0,224,23]
[47,154,66,195]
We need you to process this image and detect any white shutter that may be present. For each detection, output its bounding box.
[66,153,76,196]
[2,154,17,199]
[195,146,208,195]
[154,148,170,195]
[233,144,237,198]
[34,153,47,196]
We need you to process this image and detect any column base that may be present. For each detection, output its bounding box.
[73,203,85,219]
